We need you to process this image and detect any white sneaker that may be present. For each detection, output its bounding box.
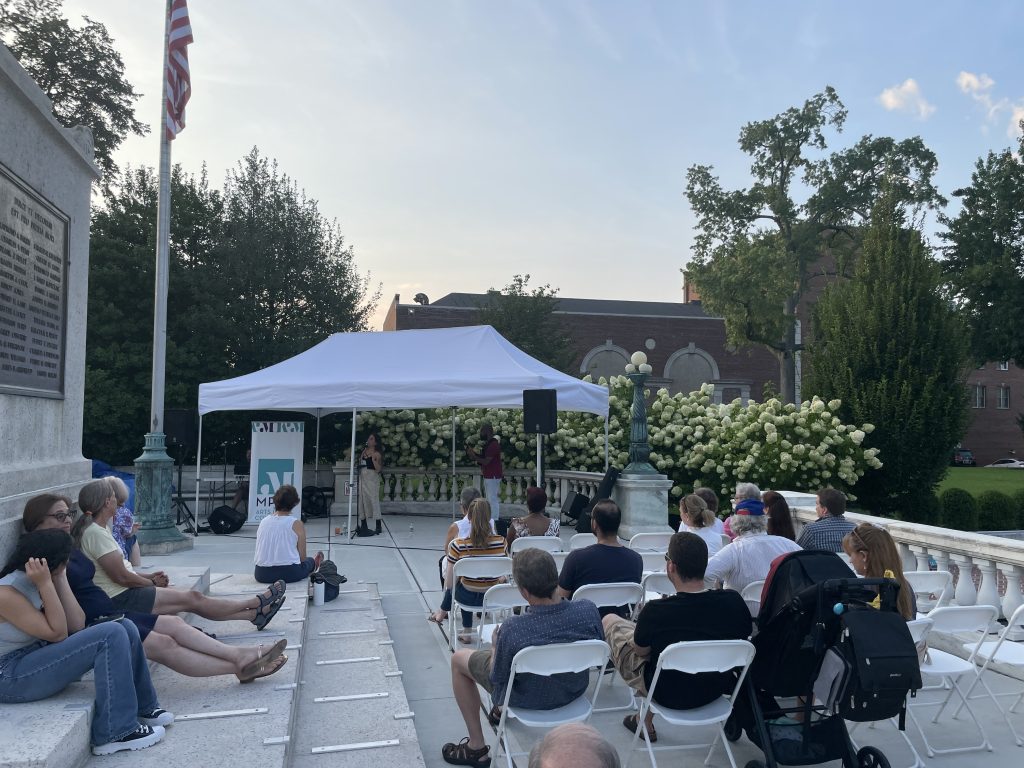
[139,707,175,727]
[92,724,165,755]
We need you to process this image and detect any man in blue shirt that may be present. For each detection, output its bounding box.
[797,488,855,553]
[442,548,603,767]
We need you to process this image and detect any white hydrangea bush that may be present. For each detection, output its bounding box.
[343,377,881,502]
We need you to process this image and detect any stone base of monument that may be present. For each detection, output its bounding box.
[613,472,675,540]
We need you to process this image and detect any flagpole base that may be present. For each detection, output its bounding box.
[135,432,192,554]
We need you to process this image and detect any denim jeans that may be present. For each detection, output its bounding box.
[0,619,160,746]
[255,558,315,584]
[453,581,486,629]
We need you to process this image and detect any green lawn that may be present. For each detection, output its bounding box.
[939,467,1024,498]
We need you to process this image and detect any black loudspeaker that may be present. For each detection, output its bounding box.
[592,466,620,502]
[523,389,557,434]
[208,504,246,534]
[164,408,198,449]
[561,490,590,521]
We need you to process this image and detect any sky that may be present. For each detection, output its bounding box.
[61,0,1024,330]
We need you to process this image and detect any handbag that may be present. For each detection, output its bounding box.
[310,559,347,602]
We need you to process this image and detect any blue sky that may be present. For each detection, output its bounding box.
[63,1,1024,328]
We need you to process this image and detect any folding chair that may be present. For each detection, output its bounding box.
[956,602,1024,746]
[551,551,569,574]
[510,536,563,554]
[628,532,674,552]
[905,604,999,756]
[449,556,514,650]
[642,571,674,604]
[491,639,611,768]
[569,532,597,550]
[478,583,530,647]
[740,580,765,618]
[640,551,667,575]
[625,639,756,768]
[903,570,954,617]
[849,618,932,768]
[572,582,645,712]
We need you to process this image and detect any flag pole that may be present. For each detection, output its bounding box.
[135,0,190,552]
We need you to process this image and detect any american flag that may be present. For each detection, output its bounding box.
[164,0,194,140]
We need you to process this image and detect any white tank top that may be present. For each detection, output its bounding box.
[254,514,300,567]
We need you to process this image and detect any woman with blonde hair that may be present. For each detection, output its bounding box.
[842,523,916,620]
[677,493,723,556]
[443,498,507,643]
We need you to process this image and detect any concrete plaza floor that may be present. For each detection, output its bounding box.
[138,512,1024,768]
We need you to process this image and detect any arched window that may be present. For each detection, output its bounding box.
[664,344,720,396]
[580,341,630,383]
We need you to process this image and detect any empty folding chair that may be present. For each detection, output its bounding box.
[903,570,954,617]
[628,532,674,552]
[448,556,514,650]
[478,583,530,647]
[510,536,563,554]
[642,571,674,605]
[624,639,756,768]
[572,582,646,712]
[740,580,765,619]
[905,604,999,756]
[640,551,667,575]
[569,532,597,550]
[491,639,611,768]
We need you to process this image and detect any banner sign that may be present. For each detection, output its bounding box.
[247,421,304,525]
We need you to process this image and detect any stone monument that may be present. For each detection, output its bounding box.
[0,45,99,558]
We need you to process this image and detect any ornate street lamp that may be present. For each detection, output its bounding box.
[624,351,657,475]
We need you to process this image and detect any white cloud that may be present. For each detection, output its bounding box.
[878,78,936,119]
[957,70,1006,120]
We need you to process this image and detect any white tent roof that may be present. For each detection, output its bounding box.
[198,326,609,417]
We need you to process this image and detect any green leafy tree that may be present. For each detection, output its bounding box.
[0,0,148,177]
[685,87,944,401]
[808,194,970,516]
[941,130,1024,367]
[477,274,573,371]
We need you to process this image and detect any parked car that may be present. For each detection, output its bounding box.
[983,458,1024,469]
[951,448,976,466]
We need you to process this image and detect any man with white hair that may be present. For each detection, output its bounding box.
[705,482,801,592]
[528,723,620,768]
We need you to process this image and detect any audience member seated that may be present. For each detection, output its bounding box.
[25,494,288,683]
[604,532,752,743]
[722,482,762,541]
[528,723,621,768]
[705,485,801,592]
[74,479,286,630]
[437,498,507,644]
[253,484,324,584]
[677,493,722,556]
[107,477,141,567]
[506,486,560,546]
[694,487,725,536]
[842,523,916,620]
[0,529,172,755]
[763,490,796,541]
[429,487,484,626]
[557,499,643,617]
[797,488,855,552]
[442,548,604,767]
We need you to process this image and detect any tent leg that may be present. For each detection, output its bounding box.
[604,415,609,471]
[194,415,203,532]
[451,407,457,521]
[314,409,321,488]
[346,409,356,544]
[536,433,542,488]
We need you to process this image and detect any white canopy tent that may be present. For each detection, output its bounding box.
[196,326,610,541]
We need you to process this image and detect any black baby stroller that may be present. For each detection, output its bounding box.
[728,550,922,768]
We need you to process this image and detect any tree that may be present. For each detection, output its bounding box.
[477,274,573,371]
[941,129,1024,367]
[685,88,944,401]
[0,0,148,178]
[807,193,970,516]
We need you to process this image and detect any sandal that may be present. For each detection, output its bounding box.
[486,704,502,727]
[253,594,286,630]
[266,580,287,601]
[623,713,657,743]
[238,654,288,683]
[441,737,491,767]
[427,611,447,625]
[237,638,287,682]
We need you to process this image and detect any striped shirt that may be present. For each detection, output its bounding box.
[447,534,507,591]
[797,516,856,553]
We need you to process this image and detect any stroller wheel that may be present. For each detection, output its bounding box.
[857,746,890,768]
[724,715,742,742]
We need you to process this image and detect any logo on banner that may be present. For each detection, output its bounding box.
[254,458,296,511]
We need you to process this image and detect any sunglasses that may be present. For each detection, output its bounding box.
[48,511,76,522]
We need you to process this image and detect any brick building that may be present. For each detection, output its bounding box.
[382,291,1023,465]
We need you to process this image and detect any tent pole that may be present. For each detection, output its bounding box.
[194,414,203,527]
[314,409,321,487]
[535,433,542,488]
[451,407,457,521]
[604,414,609,471]
[346,409,356,544]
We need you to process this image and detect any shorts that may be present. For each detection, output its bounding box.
[604,617,648,695]
[468,650,494,694]
[110,585,157,614]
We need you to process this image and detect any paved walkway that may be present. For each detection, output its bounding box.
[121,513,1023,768]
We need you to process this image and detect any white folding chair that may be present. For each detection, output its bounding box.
[905,604,999,756]
[551,551,569,574]
[849,618,931,768]
[510,536,563,554]
[740,580,765,618]
[478,583,530,647]
[449,556,514,650]
[642,571,674,604]
[491,639,611,768]
[572,582,646,712]
[956,602,1024,746]
[625,639,756,768]
[640,551,667,575]
[628,532,674,552]
[903,570,953,617]
[569,532,597,550]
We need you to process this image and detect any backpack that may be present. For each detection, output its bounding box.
[833,607,922,725]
